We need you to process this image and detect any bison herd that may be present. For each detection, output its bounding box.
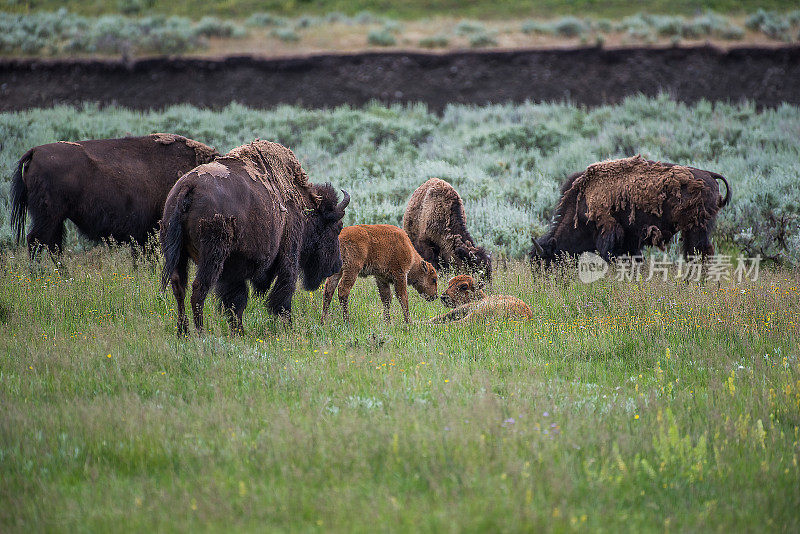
[10,133,731,332]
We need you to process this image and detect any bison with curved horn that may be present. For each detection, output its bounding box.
[403,178,492,284]
[530,155,731,265]
[160,140,349,334]
[10,133,219,256]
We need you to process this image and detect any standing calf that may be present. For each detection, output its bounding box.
[322,224,438,324]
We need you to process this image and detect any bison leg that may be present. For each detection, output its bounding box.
[595,227,621,262]
[392,273,411,324]
[682,227,714,260]
[216,275,249,335]
[335,270,359,323]
[190,217,235,333]
[321,272,342,325]
[170,254,190,336]
[27,216,64,260]
[267,263,298,324]
[376,278,393,323]
[190,264,220,334]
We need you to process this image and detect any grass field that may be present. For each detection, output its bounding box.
[0,246,798,531]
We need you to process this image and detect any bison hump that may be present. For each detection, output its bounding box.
[224,140,315,209]
[571,155,708,232]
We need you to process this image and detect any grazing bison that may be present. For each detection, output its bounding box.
[530,155,731,264]
[160,140,349,333]
[427,274,533,324]
[322,224,438,324]
[403,178,492,284]
[10,133,219,256]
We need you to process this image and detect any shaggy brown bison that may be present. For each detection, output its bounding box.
[530,155,731,264]
[322,224,438,324]
[160,140,349,333]
[10,133,219,256]
[403,178,492,284]
[427,275,533,324]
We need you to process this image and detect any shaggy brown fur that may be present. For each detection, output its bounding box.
[574,155,708,235]
[10,134,219,256]
[427,275,533,324]
[225,139,316,209]
[322,224,438,324]
[531,155,730,263]
[161,140,349,333]
[403,178,492,284]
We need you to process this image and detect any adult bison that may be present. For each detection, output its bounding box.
[530,155,730,264]
[160,140,349,333]
[10,133,219,256]
[403,178,492,284]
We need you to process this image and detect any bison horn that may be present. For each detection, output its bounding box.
[337,189,350,211]
[532,238,545,256]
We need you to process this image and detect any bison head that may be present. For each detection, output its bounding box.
[410,260,438,302]
[529,235,558,267]
[454,243,492,285]
[300,184,349,290]
[441,274,486,308]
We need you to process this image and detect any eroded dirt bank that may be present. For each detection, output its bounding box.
[1,46,798,111]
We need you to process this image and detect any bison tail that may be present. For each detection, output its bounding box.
[160,189,191,292]
[10,149,34,245]
[713,172,731,208]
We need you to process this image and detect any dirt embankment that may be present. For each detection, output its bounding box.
[1,46,799,112]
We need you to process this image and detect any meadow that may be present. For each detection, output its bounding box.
[0,98,799,530]
[0,248,798,531]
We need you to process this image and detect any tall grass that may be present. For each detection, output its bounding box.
[0,247,798,530]
[1,96,799,263]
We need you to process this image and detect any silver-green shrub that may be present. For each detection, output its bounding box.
[1,97,798,263]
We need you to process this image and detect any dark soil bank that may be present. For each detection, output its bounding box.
[1,46,799,111]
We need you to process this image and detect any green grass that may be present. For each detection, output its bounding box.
[1,247,798,531]
[5,0,800,20]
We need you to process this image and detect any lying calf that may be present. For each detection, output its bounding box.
[322,224,438,324]
[427,275,533,324]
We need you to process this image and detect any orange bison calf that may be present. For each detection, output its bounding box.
[427,275,533,324]
[322,224,438,324]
